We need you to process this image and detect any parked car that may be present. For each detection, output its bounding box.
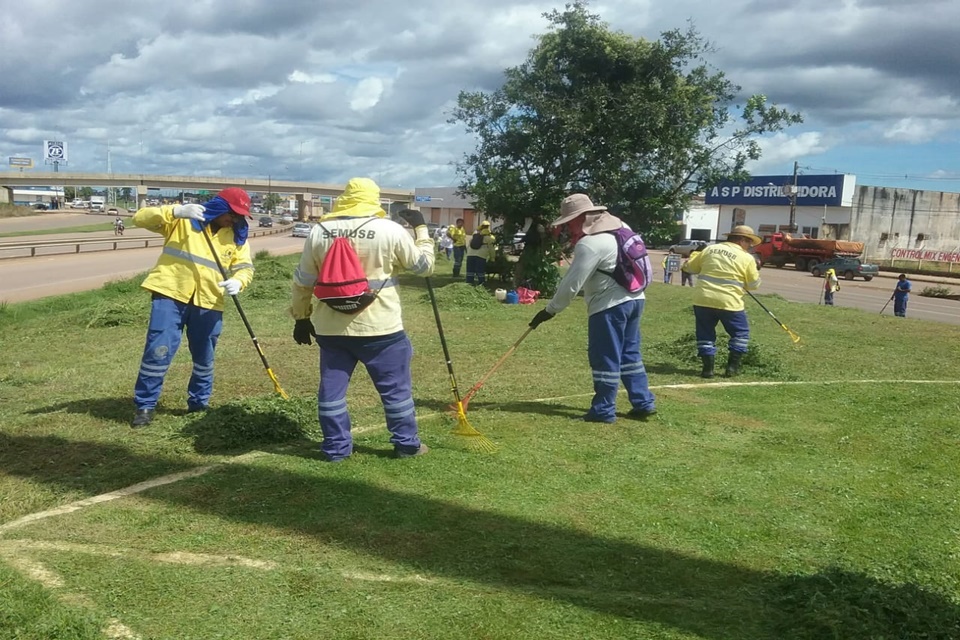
[809,257,878,281]
[280,214,295,224]
[32,203,50,210]
[258,216,273,228]
[668,239,709,257]
[291,222,312,238]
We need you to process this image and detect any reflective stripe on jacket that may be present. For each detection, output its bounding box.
[683,241,760,311]
[133,206,254,311]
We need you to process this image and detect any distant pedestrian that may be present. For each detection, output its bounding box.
[438,227,453,259]
[660,249,682,286]
[447,219,467,277]
[823,268,840,306]
[680,254,695,286]
[893,273,912,317]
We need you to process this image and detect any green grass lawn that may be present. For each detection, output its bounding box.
[1,253,959,639]
[0,222,114,238]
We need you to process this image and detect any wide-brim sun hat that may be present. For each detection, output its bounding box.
[551,193,607,227]
[723,224,762,247]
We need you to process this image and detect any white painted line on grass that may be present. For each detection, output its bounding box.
[523,378,960,404]
[0,451,266,536]
[0,539,277,570]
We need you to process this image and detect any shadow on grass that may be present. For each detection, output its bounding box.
[26,396,134,425]
[3,433,958,639]
[0,434,196,496]
[645,361,701,376]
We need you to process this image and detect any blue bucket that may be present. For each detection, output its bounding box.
[505,291,519,304]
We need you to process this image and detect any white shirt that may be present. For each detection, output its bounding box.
[546,229,643,317]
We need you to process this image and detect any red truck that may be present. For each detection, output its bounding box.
[754,232,864,272]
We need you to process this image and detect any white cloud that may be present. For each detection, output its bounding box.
[288,71,337,84]
[883,118,950,143]
[749,132,832,171]
[350,77,386,112]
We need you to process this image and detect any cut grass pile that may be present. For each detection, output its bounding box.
[1,253,959,639]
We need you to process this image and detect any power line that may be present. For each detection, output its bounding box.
[801,165,960,182]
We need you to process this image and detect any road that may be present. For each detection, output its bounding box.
[1,239,957,324]
[0,234,306,302]
[0,211,116,234]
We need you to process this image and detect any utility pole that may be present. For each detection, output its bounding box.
[788,160,798,232]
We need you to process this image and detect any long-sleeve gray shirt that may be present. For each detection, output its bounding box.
[545,231,644,317]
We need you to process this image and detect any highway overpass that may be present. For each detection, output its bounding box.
[0,172,416,218]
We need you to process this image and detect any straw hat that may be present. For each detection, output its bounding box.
[551,194,606,227]
[722,225,762,246]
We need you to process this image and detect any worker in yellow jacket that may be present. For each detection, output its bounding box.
[682,225,762,378]
[130,188,254,427]
[465,220,496,285]
[291,178,435,461]
[447,218,467,277]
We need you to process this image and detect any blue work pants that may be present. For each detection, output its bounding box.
[586,299,656,420]
[894,294,908,317]
[315,332,421,461]
[134,295,223,410]
[452,246,466,277]
[694,305,750,357]
[466,256,487,285]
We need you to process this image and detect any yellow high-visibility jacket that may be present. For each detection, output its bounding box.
[447,225,467,247]
[465,229,496,261]
[683,241,760,311]
[133,206,254,311]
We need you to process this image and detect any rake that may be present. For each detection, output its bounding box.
[461,327,533,412]
[879,295,893,315]
[202,227,289,399]
[424,277,497,453]
[746,289,801,344]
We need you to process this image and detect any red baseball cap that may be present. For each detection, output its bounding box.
[218,187,251,217]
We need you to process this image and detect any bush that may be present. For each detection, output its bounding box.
[919,285,952,298]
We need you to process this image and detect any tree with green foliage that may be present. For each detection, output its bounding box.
[263,193,284,215]
[450,2,802,294]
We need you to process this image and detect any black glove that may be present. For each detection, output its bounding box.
[293,319,315,345]
[529,309,555,329]
[398,208,426,228]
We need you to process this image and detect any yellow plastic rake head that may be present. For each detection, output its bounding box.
[450,401,498,453]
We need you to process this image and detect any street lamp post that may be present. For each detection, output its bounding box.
[787,160,799,232]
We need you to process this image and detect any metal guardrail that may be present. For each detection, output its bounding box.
[0,225,293,260]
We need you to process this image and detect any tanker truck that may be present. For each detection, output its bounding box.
[754,232,864,272]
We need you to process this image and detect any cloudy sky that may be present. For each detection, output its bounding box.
[1,0,958,194]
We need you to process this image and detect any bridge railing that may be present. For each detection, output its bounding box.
[0,226,291,260]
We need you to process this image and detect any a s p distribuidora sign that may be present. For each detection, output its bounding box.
[705,174,855,207]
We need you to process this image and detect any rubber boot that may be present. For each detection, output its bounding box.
[725,352,743,378]
[700,355,715,379]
